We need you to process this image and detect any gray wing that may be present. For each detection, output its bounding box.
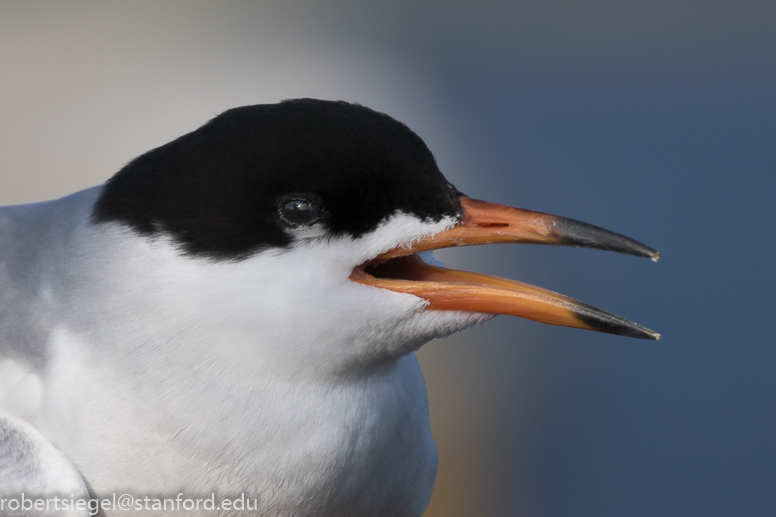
[0,413,89,516]
[0,187,101,372]
[0,189,101,516]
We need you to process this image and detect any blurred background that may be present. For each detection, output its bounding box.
[1,1,774,515]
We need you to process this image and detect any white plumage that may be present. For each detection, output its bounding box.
[0,99,657,517]
[0,186,488,516]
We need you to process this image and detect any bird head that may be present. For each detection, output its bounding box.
[91,99,657,376]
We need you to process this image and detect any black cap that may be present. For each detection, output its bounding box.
[92,99,462,260]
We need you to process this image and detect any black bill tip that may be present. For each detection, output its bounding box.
[551,217,660,262]
[571,302,661,340]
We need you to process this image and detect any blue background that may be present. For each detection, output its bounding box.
[1,2,774,515]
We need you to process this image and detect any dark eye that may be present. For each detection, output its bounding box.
[278,198,324,227]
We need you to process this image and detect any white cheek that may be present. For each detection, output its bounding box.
[77,211,470,378]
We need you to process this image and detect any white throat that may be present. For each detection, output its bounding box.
[33,211,490,515]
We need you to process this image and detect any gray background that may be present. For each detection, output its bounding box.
[1,2,774,516]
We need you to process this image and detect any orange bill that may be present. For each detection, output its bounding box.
[350,197,660,340]
[378,197,660,261]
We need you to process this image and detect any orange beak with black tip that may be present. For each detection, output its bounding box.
[350,197,660,340]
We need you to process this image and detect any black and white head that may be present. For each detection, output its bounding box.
[91,99,658,375]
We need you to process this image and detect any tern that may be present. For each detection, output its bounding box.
[0,99,658,516]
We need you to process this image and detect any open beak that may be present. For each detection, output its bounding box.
[350,197,660,340]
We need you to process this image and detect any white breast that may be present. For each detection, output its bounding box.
[26,213,487,516]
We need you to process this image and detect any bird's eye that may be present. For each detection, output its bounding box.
[278,198,324,227]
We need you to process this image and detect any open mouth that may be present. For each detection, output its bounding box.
[350,197,660,340]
